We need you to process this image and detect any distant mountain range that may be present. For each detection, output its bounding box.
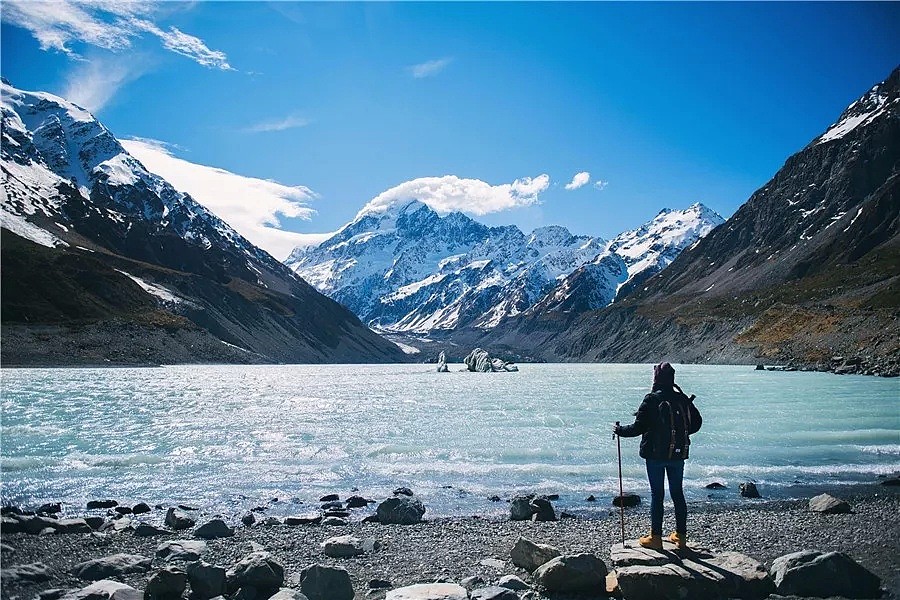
[469,66,899,374]
[0,79,405,365]
[286,200,723,334]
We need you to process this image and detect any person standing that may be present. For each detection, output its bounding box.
[614,362,702,549]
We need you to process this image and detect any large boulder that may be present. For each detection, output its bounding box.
[385,583,468,599]
[808,493,851,514]
[164,507,195,530]
[186,561,227,599]
[72,554,152,581]
[195,519,235,539]
[376,496,425,525]
[509,496,534,521]
[510,537,561,572]
[533,553,607,594]
[611,540,774,599]
[771,550,881,598]
[145,567,186,600]
[226,552,284,591]
[298,564,354,600]
[156,539,207,561]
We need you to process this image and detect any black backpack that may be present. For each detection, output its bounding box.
[653,390,696,460]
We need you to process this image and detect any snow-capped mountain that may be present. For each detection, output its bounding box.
[532,203,724,313]
[287,198,722,333]
[1,79,405,364]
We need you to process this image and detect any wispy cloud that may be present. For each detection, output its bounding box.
[62,56,147,112]
[2,1,232,70]
[565,171,591,190]
[122,138,320,260]
[244,114,311,133]
[359,174,551,217]
[594,180,609,190]
[408,57,453,79]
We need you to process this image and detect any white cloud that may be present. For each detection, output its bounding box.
[564,171,591,190]
[359,174,551,218]
[594,180,609,190]
[244,114,310,133]
[408,57,453,78]
[2,1,232,70]
[122,138,321,260]
[62,56,145,112]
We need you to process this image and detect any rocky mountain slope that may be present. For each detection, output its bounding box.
[286,200,721,335]
[1,80,406,365]
[471,67,900,374]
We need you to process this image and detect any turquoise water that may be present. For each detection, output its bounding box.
[1,364,898,518]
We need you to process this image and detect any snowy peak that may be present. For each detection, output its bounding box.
[610,202,724,264]
[816,67,899,145]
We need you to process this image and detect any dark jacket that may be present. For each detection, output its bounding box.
[618,387,702,460]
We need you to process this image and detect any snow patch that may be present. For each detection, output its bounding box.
[1,212,67,248]
[115,270,182,304]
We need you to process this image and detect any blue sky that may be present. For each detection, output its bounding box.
[3,2,899,258]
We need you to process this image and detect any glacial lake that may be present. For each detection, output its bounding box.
[1,364,898,518]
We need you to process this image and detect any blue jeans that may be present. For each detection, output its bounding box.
[646,458,687,535]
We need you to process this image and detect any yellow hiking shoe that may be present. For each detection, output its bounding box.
[668,531,687,549]
[638,533,663,550]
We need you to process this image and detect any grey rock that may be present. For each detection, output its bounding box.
[285,515,321,526]
[38,502,62,514]
[113,507,132,515]
[321,535,378,558]
[60,580,140,600]
[376,496,425,525]
[809,493,851,514]
[345,495,371,508]
[227,552,284,591]
[268,588,310,600]
[321,501,343,510]
[132,502,152,514]
[134,522,170,537]
[529,496,556,521]
[739,482,761,498]
[369,579,392,589]
[299,564,354,600]
[186,561,227,600]
[771,550,881,598]
[242,513,256,527]
[87,500,118,509]
[2,515,24,533]
[498,574,530,590]
[705,482,727,489]
[156,539,207,561]
[320,494,340,502]
[195,518,235,539]
[84,517,105,530]
[20,515,61,534]
[533,553,607,594]
[480,558,506,569]
[38,589,70,600]
[511,537,561,572]
[469,587,518,600]
[460,576,485,591]
[509,496,534,521]
[385,583,467,599]
[3,562,52,583]
[53,518,92,534]
[73,554,152,581]
[146,567,187,600]
[321,516,347,526]
[392,487,414,496]
[165,507,195,530]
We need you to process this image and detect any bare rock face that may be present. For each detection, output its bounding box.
[771,550,881,599]
[610,540,774,600]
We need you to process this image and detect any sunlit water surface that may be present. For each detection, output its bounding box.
[2,364,898,518]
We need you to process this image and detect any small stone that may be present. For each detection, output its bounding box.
[705,482,727,489]
[345,496,371,508]
[488,495,501,502]
[321,535,378,558]
[393,487,414,496]
[87,500,118,509]
[497,575,530,590]
[114,506,132,515]
[529,497,556,521]
[38,502,62,515]
[585,495,596,502]
[321,501,343,510]
[177,504,198,511]
[511,537,561,573]
[369,579,392,589]
[241,513,256,526]
[132,502,152,514]
[480,558,506,569]
[320,494,340,502]
[460,576,484,591]
[880,477,900,486]
[470,587,517,600]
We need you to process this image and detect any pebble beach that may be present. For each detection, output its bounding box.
[2,484,898,600]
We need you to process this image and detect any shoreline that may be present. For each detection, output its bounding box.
[3,484,899,599]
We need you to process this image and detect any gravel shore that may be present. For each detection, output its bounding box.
[2,486,898,600]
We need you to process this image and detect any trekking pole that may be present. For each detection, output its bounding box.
[614,421,626,546]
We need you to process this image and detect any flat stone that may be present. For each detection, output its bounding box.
[497,575,529,590]
[321,535,378,558]
[809,493,851,514]
[469,587,518,600]
[285,515,322,526]
[55,518,93,534]
[3,562,52,583]
[771,550,880,599]
[511,537,561,572]
[134,523,170,537]
[480,558,506,569]
[385,583,467,600]
[533,553,607,594]
[60,579,140,600]
[72,554,151,581]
